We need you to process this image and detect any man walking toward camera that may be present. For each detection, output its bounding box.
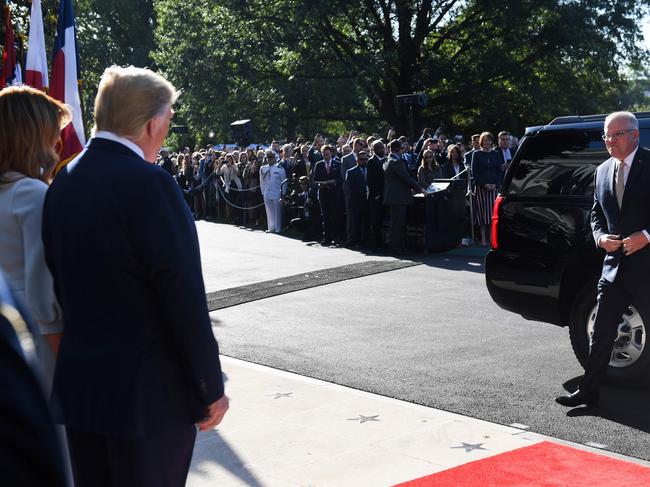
[556,111,650,408]
[43,66,228,487]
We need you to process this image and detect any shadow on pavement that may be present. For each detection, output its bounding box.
[406,253,486,274]
[562,376,650,433]
[191,429,266,487]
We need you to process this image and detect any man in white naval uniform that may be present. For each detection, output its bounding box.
[260,150,287,233]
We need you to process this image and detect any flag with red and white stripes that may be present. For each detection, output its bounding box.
[51,0,85,166]
[25,0,48,90]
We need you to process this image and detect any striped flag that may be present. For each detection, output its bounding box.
[25,0,48,90]
[2,4,22,87]
[51,0,85,167]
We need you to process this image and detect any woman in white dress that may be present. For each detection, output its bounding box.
[0,85,72,357]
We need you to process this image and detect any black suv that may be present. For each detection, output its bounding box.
[486,112,650,383]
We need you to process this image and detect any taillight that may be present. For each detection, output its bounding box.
[491,195,504,249]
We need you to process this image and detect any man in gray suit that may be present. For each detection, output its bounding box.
[383,139,425,254]
[341,137,367,243]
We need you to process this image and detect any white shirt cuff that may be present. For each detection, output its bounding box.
[643,230,650,243]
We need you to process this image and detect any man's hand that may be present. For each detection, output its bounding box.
[622,232,649,256]
[197,395,229,432]
[600,234,623,253]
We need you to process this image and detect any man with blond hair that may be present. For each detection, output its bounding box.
[42,66,228,486]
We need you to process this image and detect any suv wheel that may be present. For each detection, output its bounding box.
[569,285,650,384]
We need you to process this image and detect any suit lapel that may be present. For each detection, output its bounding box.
[604,158,619,219]
[620,148,644,213]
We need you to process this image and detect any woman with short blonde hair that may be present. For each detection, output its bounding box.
[0,86,72,356]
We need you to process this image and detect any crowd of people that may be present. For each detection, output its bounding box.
[158,127,520,251]
[0,68,518,486]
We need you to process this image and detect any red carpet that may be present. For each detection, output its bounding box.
[393,441,650,486]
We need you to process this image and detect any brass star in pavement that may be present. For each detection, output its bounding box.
[267,392,293,399]
[347,415,380,423]
[451,442,488,452]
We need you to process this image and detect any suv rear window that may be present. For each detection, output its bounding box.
[507,130,606,197]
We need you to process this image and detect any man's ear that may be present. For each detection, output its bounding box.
[146,116,160,138]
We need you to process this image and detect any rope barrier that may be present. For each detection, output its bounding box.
[218,175,261,192]
[216,182,266,210]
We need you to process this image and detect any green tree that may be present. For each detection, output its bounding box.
[5,1,155,131]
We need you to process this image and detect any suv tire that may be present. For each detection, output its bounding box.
[569,282,650,385]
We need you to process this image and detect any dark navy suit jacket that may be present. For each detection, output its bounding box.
[345,165,368,197]
[591,146,650,283]
[312,158,343,201]
[42,138,224,437]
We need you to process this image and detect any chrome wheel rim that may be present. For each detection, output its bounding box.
[586,305,646,368]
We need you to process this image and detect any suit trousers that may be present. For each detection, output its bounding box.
[369,197,384,249]
[350,194,370,245]
[319,191,342,243]
[344,193,352,243]
[264,195,283,232]
[388,204,408,252]
[66,424,196,487]
[580,273,648,393]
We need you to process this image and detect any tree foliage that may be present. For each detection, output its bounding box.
[4,1,649,143]
[4,0,155,130]
[153,0,650,141]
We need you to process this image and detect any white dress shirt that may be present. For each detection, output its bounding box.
[597,146,649,245]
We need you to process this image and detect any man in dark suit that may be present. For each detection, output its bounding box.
[341,137,367,243]
[42,66,228,487]
[345,150,371,247]
[464,134,480,168]
[367,140,386,251]
[312,144,344,245]
[495,131,513,173]
[556,111,650,408]
[383,139,425,254]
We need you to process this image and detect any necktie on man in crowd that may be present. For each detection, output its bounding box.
[51,0,86,174]
[616,159,625,210]
[326,161,331,174]
[2,4,22,88]
[25,0,49,90]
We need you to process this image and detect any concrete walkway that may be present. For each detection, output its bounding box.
[188,356,649,487]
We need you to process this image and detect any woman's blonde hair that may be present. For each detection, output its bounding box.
[0,85,72,181]
[93,66,178,138]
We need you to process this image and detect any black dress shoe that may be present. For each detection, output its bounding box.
[555,389,599,408]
